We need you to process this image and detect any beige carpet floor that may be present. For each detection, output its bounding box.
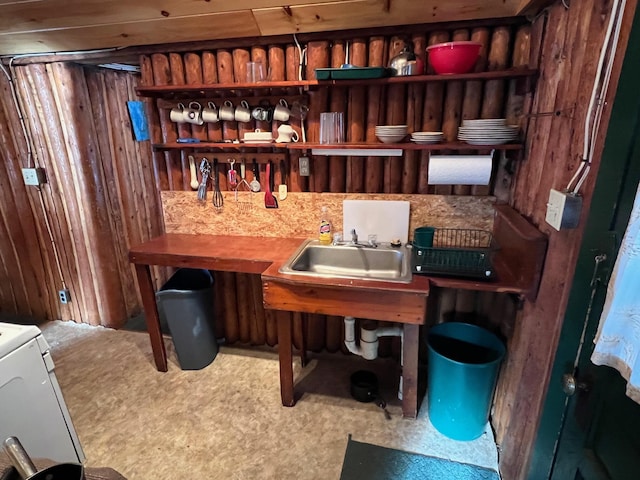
[41,320,499,479]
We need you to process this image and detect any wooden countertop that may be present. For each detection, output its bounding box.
[130,205,548,300]
[129,233,431,295]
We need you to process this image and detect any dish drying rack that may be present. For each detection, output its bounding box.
[411,228,498,280]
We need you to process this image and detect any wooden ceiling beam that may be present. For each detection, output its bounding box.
[0,11,261,56]
[4,16,529,65]
[516,0,557,16]
[253,0,520,36]
[0,0,332,34]
[0,0,525,56]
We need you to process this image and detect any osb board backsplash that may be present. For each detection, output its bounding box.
[162,192,495,238]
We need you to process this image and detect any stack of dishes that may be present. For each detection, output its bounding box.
[458,119,519,145]
[376,125,408,143]
[411,131,444,144]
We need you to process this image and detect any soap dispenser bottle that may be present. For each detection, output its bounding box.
[319,206,332,244]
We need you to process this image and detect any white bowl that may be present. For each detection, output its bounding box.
[377,134,407,143]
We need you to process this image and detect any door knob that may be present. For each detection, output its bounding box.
[562,373,590,396]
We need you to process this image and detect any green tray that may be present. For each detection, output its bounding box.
[314,67,390,80]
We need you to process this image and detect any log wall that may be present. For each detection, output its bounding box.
[494,1,639,478]
[139,21,530,362]
[0,64,166,326]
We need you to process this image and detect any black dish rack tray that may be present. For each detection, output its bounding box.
[411,228,498,280]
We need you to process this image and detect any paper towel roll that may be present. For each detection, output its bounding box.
[428,154,493,185]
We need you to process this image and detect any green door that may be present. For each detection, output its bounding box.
[529,7,640,479]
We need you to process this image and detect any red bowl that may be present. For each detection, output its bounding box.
[426,41,482,75]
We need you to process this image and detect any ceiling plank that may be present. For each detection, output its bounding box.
[516,0,556,16]
[0,0,336,34]
[0,11,261,55]
[253,0,520,36]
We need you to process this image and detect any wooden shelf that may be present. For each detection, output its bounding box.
[153,141,524,152]
[314,68,538,87]
[136,68,537,98]
[154,141,523,152]
[137,80,314,97]
[153,142,289,151]
[286,142,524,151]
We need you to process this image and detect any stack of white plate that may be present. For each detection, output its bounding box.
[376,125,408,144]
[411,131,444,144]
[458,119,520,145]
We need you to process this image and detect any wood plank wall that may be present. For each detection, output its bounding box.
[141,22,531,358]
[493,1,639,478]
[0,64,165,327]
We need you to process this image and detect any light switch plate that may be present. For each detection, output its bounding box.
[343,200,410,244]
[22,167,46,186]
[299,156,310,176]
[546,188,582,231]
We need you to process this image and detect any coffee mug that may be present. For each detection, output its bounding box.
[276,124,299,143]
[219,100,235,121]
[235,100,251,123]
[251,106,273,122]
[169,103,186,123]
[273,99,291,122]
[202,102,219,123]
[184,102,204,125]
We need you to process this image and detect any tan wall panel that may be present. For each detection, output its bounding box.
[161,191,495,237]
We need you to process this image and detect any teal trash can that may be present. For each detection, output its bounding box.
[156,268,218,370]
[427,322,505,441]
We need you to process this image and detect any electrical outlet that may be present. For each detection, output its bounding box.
[546,189,582,231]
[299,156,310,176]
[21,167,46,186]
[58,289,71,304]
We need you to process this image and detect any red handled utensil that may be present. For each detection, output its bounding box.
[264,160,278,209]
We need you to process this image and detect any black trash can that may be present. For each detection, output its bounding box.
[156,268,218,370]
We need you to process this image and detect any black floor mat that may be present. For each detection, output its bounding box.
[340,437,499,480]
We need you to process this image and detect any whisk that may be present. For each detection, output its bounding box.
[212,158,224,211]
[235,159,253,213]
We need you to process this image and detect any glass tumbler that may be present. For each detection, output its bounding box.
[246,61,266,83]
[319,112,345,144]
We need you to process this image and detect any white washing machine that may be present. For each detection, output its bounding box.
[0,322,84,463]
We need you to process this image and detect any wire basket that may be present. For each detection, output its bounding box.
[411,228,498,280]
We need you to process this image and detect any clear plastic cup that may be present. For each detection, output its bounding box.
[319,112,345,144]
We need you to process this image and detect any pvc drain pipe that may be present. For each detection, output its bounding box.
[343,317,404,399]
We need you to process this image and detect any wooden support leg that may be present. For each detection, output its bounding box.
[299,312,308,367]
[134,264,168,372]
[402,323,420,418]
[277,310,295,407]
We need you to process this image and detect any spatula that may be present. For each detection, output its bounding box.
[264,160,278,209]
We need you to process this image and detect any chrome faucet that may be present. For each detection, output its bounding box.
[350,229,358,245]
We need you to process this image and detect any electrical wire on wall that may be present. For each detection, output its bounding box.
[0,60,69,292]
[565,0,627,195]
[0,47,122,300]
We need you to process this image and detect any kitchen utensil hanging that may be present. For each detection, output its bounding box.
[188,155,199,190]
[264,160,278,209]
[212,158,223,211]
[250,158,261,192]
[235,159,252,213]
[278,159,288,201]
[197,158,210,203]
